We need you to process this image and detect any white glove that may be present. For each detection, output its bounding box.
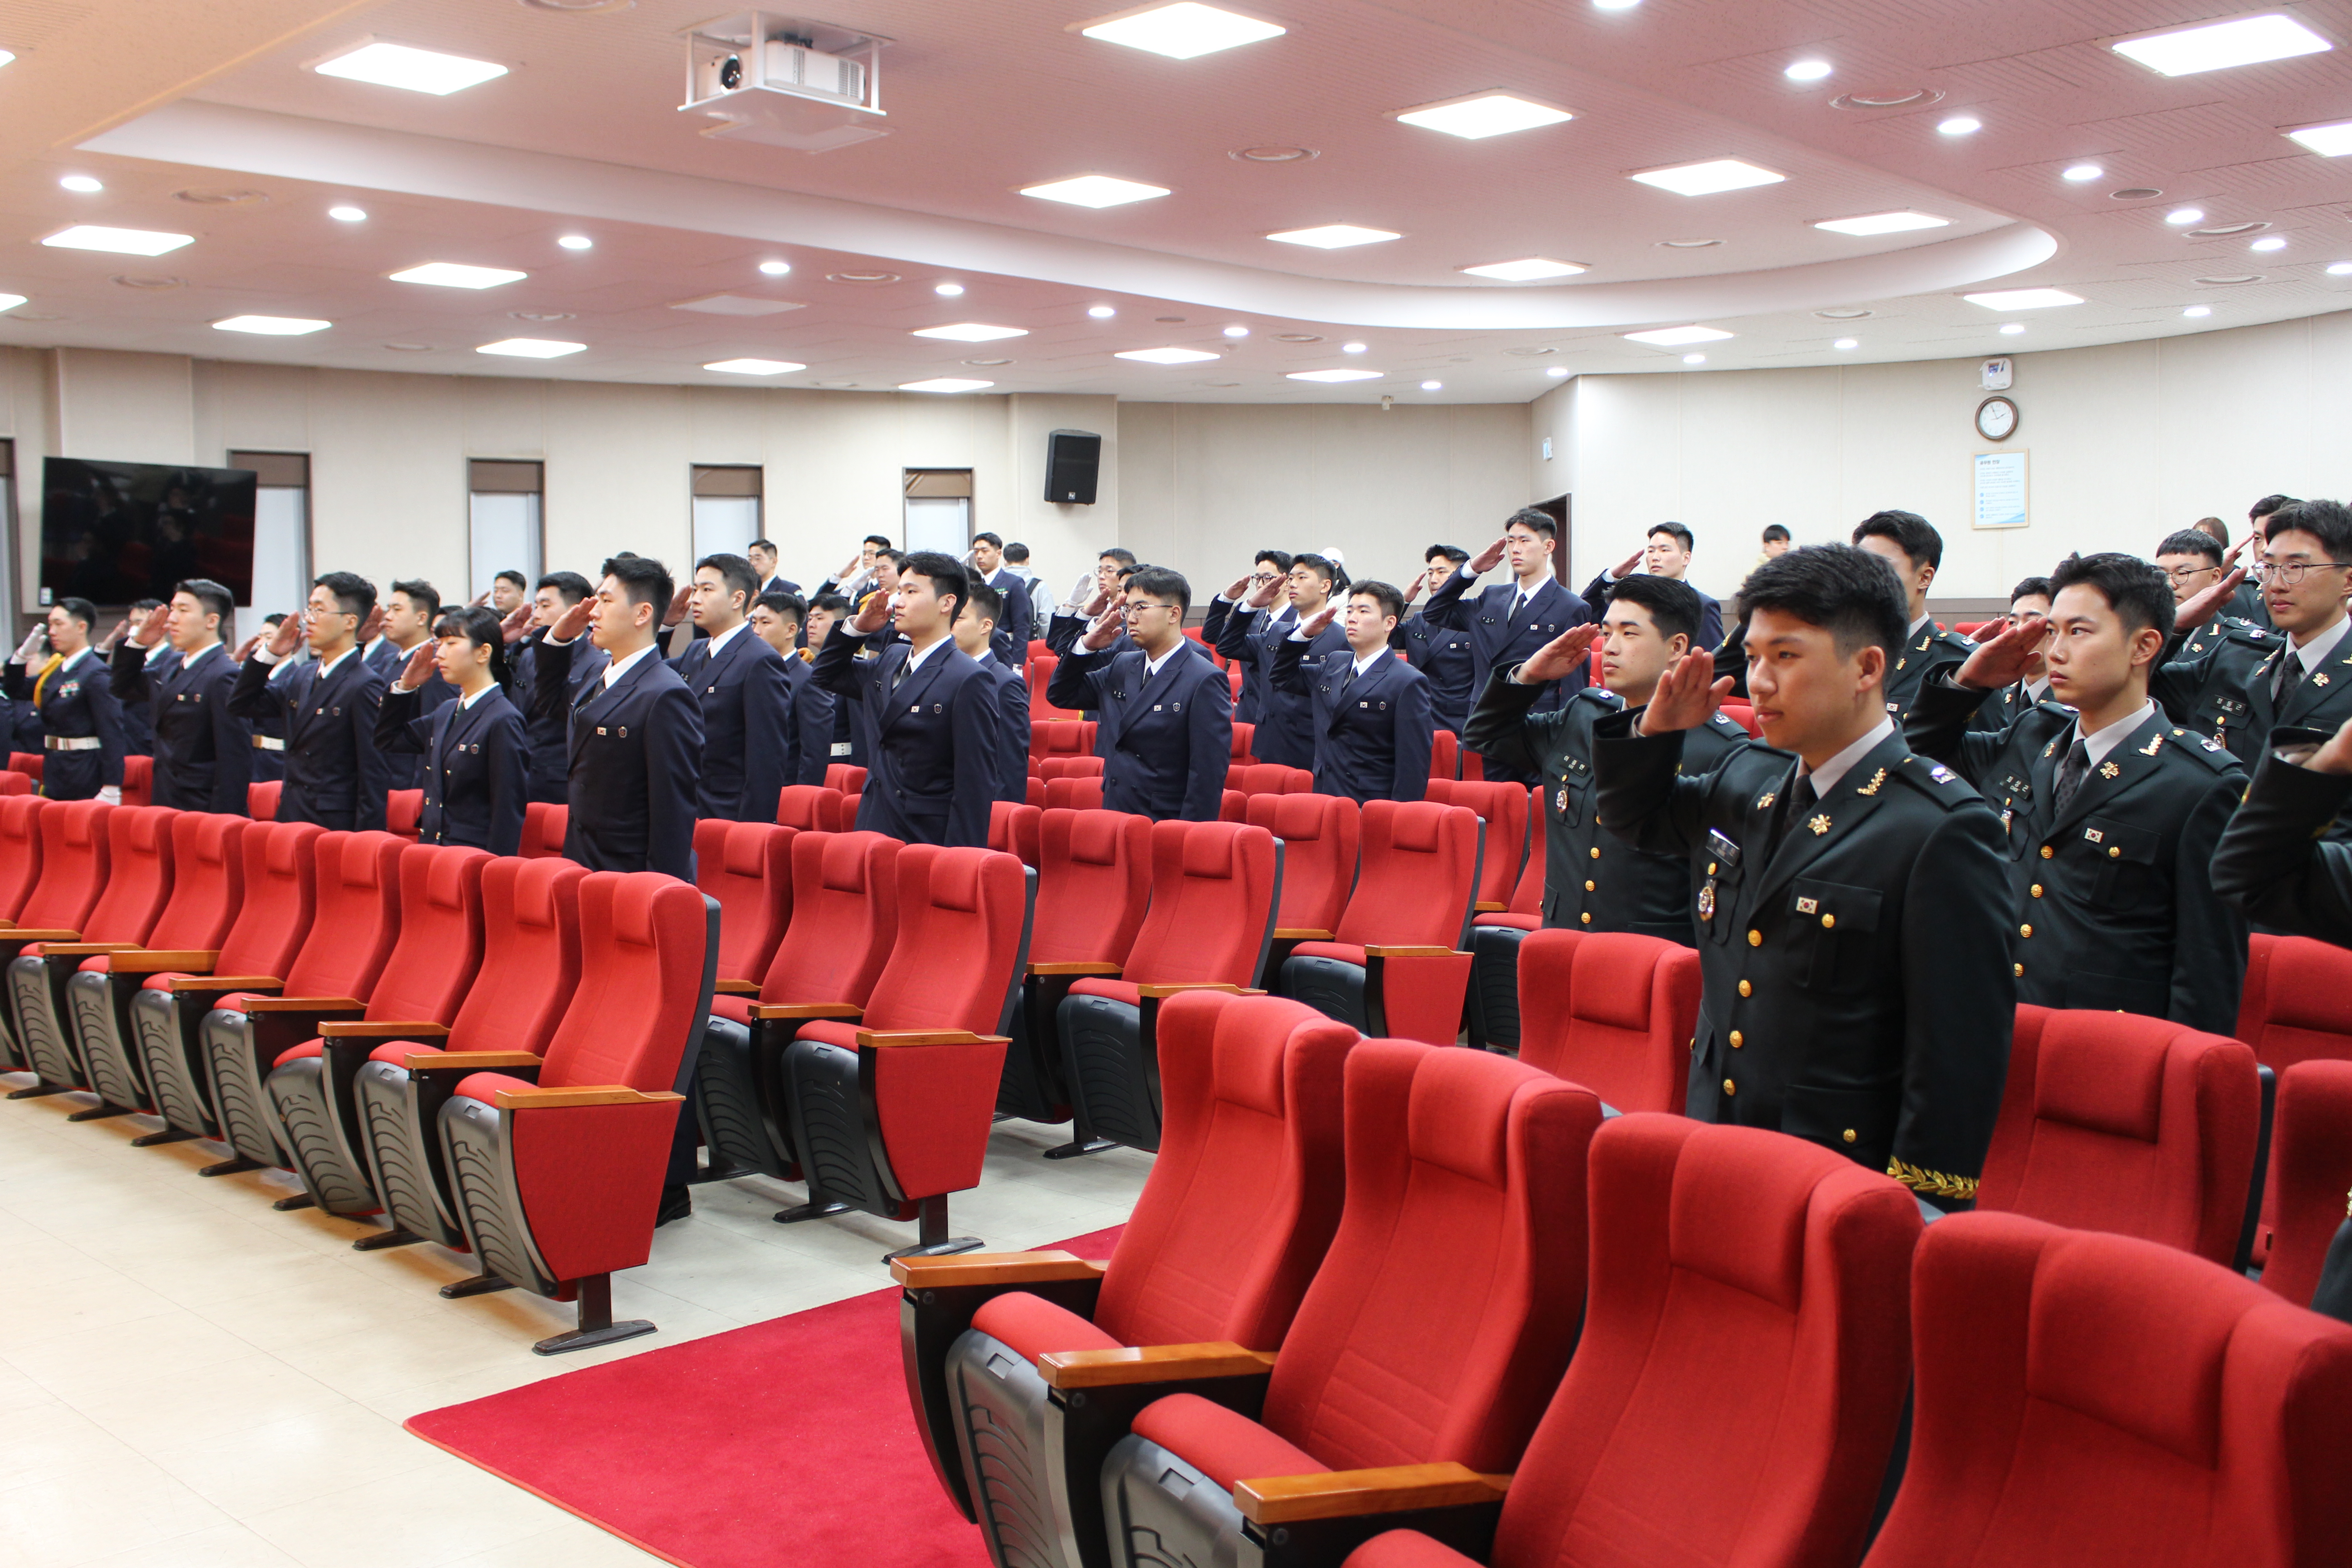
[98,785,121,805]
[14,629,44,665]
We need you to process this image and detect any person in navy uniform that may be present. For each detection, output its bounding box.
[1907,553,2247,1035]
[512,572,600,805]
[235,614,301,780]
[1596,544,2014,1207]
[230,572,397,832]
[1465,575,1752,942]
[1848,510,1974,725]
[747,539,799,599]
[670,553,794,822]
[1215,552,1348,770]
[811,550,999,848]
[1580,522,1725,650]
[104,599,164,758]
[1269,579,1435,804]
[2153,528,2274,761]
[2214,713,2352,944]
[1049,566,1232,821]
[1422,508,1593,783]
[1963,577,2054,735]
[802,592,865,774]
[534,554,703,881]
[950,578,1031,803]
[363,580,454,794]
[750,590,837,788]
[1391,545,1475,736]
[968,531,1035,671]
[1200,549,1293,726]
[5,599,124,803]
[376,606,529,856]
[111,579,252,815]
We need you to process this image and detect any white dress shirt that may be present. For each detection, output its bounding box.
[1799,717,1895,798]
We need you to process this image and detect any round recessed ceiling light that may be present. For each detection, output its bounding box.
[59,175,103,193]
[1230,146,1318,162]
[1656,238,1722,249]
[1546,366,1570,377]
[964,357,1014,366]
[2165,207,2205,225]
[2062,163,2104,182]
[1223,325,1249,338]
[1341,341,1367,353]
[825,270,899,284]
[1273,332,1323,343]
[935,282,965,296]
[1088,305,1117,318]
[2195,274,2264,285]
[174,187,270,206]
[383,343,436,352]
[1834,337,1860,349]
[2110,187,2164,201]
[758,260,790,276]
[510,310,575,321]
[1936,114,1981,136]
[2252,235,2288,251]
[110,274,183,290]
[2187,220,2268,237]
[1594,0,1640,10]
[2183,305,2213,317]
[1681,352,1708,363]
[1504,346,1557,356]
[2329,262,2352,275]
[557,235,593,250]
[1830,87,1943,109]
[1785,59,1833,81]
[1155,315,1187,323]
[1420,379,1442,390]
[328,205,368,222]
[1999,323,2026,334]
[1814,307,1873,320]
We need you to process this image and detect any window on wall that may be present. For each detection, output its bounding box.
[0,439,15,625]
[228,451,311,620]
[469,460,544,601]
[902,469,974,557]
[691,466,763,569]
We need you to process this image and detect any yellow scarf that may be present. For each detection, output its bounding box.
[30,652,63,710]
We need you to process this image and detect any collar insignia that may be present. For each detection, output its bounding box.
[1856,768,1887,795]
[2139,733,2165,756]
[2099,761,2121,779]
[1756,791,1776,811]
[1808,813,1832,835]
[2041,741,2056,759]
[2315,671,2332,687]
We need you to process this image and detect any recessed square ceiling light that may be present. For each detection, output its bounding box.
[2110,13,2330,77]
[41,225,192,256]
[1267,224,1401,249]
[213,315,331,336]
[0,51,14,69]
[2286,119,2352,156]
[1962,287,2083,309]
[1459,257,1588,280]
[1020,175,1171,208]
[1287,368,1383,382]
[476,338,584,358]
[1622,324,1734,346]
[670,294,804,317]
[1393,92,1573,140]
[1116,346,1221,363]
[313,40,509,95]
[0,294,27,312]
[1813,211,1951,236]
[900,377,995,393]
[328,205,368,222]
[1078,3,1285,59]
[1628,158,1787,196]
[705,358,807,375]
[391,262,526,289]
[912,322,1029,342]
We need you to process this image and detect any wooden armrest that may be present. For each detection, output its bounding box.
[1363,945,1459,959]
[490,1086,685,1110]
[858,1029,1010,1049]
[244,995,365,1014]
[1472,901,1507,914]
[1040,1342,1277,1390]
[108,950,218,974]
[319,1021,450,1039]
[712,977,761,995]
[750,1001,864,1021]
[1235,1463,1511,1526]
[889,1250,1107,1289]
[404,1050,540,1071]
[35,942,139,956]
[0,929,83,943]
[1028,961,1124,976]
[1272,928,1334,941]
[168,975,280,993]
[1136,982,1266,1000]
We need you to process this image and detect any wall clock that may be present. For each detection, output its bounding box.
[1975,395,2019,441]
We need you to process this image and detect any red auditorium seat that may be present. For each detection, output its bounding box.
[1465,786,1544,1050]
[384,789,425,841]
[693,819,794,990]
[1058,820,1284,1152]
[693,831,902,1184]
[119,755,151,808]
[1245,793,1360,961]
[772,844,1031,1257]
[891,991,1353,1537]
[126,821,324,1148]
[0,796,45,922]
[1030,720,1098,767]
[1279,800,1480,1044]
[519,801,568,858]
[1976,1005,2262,1265]
[196,830,407,1182]
[1000,808,1150,1136]
[69,812,249,1121]
[774,784,842,831]
[1328,1117,1922,1568]
[1430,729,1459,784]
[248,780,281,820]
[1863,1212,2352,1568]
[825,762,868,795]
[1077,1041,1601,1568]
[1424,779,1530,913]
[260,844,491,1217]
[436,872,716,1352]
[1044,775,1106,811]
[0,798,113,1081]
[830,790,864,831]
[1037,755,1107,781]
[1218,787,1248,822]
[2257,1060,2352,1310]
[2234,932,2352,1267]
[989,800,1042,869]
[9,750,42,781]
[1230,722,1255,763]
[1029,657,1084,723]
[1719,697,1763,738]
[1023,775,1048,809]
[0,771,28,798]
[1226,762,1314,797]
[5,805,175,1101]
[1509,928,1701,1112]
[1459,748,1484,782]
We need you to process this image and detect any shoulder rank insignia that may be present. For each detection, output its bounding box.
[2139,733,2165,757]
[1755,790,1776,810]
[1808,813,1832,835]
[2099,761,2121,779]
[1930,764,1958,784]
[2203,736,2227,752]
[1856,768,1887,795]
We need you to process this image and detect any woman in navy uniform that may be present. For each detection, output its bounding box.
[376,606,529,857]
[5,598,124,802]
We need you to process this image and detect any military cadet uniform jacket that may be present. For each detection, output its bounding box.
[2156,617,2327,769]
[1963,676,2048,735]
[1388,610,1475,737]
[1879,618,1975,725]
[535,640,702,881]
[1464,671,1754,942]
[1908,677,2247,1036]
[2211,730,2352,946]
[111,641,251,814]
[811,628,998,848]
[1202,596,1293,727]
[1269,640,1435,804]
[375,684,529,857]
[3,651,124,800]
[1048,638,1233,821]
[1595,721,2014,1202]
[1215,603,1345,771]
[229,649,392,831]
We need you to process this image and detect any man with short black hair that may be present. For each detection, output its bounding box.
[1760,524,1792,560]
[951,578,1030,804]
[1000,542,1048,638]
[1910,551,2246,1034]
[490,570,529,616]
[746,539,798,598]
[1202,549,1295,726]
[804,590,862,771]
[1584,521,1724,648]
[751,589,836,787]
[109,597,166,757]
[673,552,794,821]
[967,531,1035,670]
[813,549,998,847]
[5,598,125,803]
[1849,509,1973,724]
[1052,567,1232,820]
[2154,528,2274,757]
[232,572,396,831]
[1270,579,1434,804]
[1219,553,1348,770]
[1065,547,1137,619]
[1598,543,2014,1204]
[367,579,454,791]
[1424,508,1593,782]
[112,580,251,813]
[1965,575,2056,735]
[1392,545,1475,735]
[512,570,598,804]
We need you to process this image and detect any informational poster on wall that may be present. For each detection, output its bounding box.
[1973,449,2029,530]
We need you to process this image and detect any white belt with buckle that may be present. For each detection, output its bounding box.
[252,735,287,751]
[44,736,102,751]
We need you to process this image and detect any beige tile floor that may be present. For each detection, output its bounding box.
[0,1076,1153,1568]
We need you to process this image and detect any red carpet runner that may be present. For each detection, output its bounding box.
[405,1226,1124,1568]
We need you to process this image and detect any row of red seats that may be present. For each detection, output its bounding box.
[890,989,2352,1568]
[4,752,157,802]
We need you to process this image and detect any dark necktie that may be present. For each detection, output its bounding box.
[1770,773,1816,854]
[892,651,911,691]
[2052,740,2089,817]
[1507,593,1526,631]
[2273,653,2305,706]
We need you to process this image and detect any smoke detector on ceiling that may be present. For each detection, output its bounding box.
[2195,274,2264,285]
[2109,187,2164,200]
[2186,220,2268,238]
[111,274,184,289]
[1814,307,1874,319]
[522,0,635,12]
[682,11,890,153]
[1830,87,1943,109]
[1273,333,1323,342]
[174,188,270,206]
[1656,238,1722,249]
[1230,146,1318,163]
[825,270,899,284]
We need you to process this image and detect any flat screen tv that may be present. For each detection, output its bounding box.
[40,457,257,607]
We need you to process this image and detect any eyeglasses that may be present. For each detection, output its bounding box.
[1250,571,1281,583]
[2161,565,2220,583]
[2251,560,2352,586]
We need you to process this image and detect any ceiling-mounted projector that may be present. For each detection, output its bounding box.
[680,11,889,153]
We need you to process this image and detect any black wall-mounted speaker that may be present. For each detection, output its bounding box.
[1044,428,1102,505]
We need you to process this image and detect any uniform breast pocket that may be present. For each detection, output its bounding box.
[2082,816,2161,909]
[1788,878,1881,988]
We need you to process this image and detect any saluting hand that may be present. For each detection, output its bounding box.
[1637,647,1733,735]
[1518,623,1602,685]
[1954,613,2048,691]
[1297,602,1340,639]
[1403,568,1427,605]
[1079,605,1125,652]
[1081,582,1113,618]
[266,612,305,660]
[1467,536,1508,575]
[1244,572,1284,611]
[397,640,436,692]
[663,585,692,629]
[230,634,261,663]
[136,603,171,648]
[500,601,533,643]
[2175,565,2246,632]
[98,617,128,653]
[469,589,491,608]
[1613,548,1643,579]
[850,589,892,636]
[550,595,593,643]
[1224,574,1251,602]
[358,603,384,644]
